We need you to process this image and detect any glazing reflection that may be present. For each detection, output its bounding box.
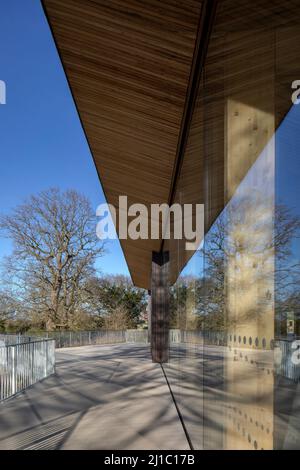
[164,1,300,450]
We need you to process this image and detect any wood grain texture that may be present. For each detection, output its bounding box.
[42,0,300,290]
[43,0,203,289]
[167,1,300,284]
[151,251,170,363]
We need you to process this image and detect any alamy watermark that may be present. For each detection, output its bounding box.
[275,340,300,367]
[96,196,204,251]
[291,340,300,365]
[0,80,6,105]
[291,80,300,104]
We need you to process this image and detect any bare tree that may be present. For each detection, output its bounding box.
[103,305,131,330]
[0,291,19,330]
[0,188,105,330]
[84,275,147,328]
[195,196,300,331]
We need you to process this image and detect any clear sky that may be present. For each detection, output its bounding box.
[1,0,299,283]
[0,0,130,277]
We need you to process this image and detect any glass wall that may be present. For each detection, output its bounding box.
[165,0,300,450]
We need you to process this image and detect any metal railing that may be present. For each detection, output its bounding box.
[40,329,153,348]
[174,330,300,383]
[0,335,55,402]
[180,329,227,345]
[125,329,149,343]
[274,338,300,382]
[0,333,38,346]
[42,329,126,349]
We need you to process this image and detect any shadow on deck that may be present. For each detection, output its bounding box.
[0,344,189,450]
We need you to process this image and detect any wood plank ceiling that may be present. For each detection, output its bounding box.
[42,0,204,289]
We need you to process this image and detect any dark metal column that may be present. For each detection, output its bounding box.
[151,251,170,363]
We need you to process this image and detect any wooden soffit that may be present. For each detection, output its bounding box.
[42,0,205,289]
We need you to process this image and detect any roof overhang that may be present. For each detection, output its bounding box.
[42,0,217,289]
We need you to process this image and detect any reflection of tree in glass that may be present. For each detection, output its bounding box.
[194,193,299,333]
[170,276,198,330]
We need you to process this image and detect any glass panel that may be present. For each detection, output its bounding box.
[165,0,300,450]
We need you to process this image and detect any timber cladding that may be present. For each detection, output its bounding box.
[42,0,204,289]
[42,0,299,290]
[151,251,170,363]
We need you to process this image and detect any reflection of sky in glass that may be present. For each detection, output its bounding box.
[181,244,204,278]
[180,102,300,280]
[276,104,300,259]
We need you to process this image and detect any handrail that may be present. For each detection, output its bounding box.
[0,335,55,401]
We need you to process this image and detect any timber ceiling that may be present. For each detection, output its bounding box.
[42,0,203,289]
[42,0,300,289]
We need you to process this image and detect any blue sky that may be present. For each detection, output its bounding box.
[0,1,299,283]
[0,0,129,277]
